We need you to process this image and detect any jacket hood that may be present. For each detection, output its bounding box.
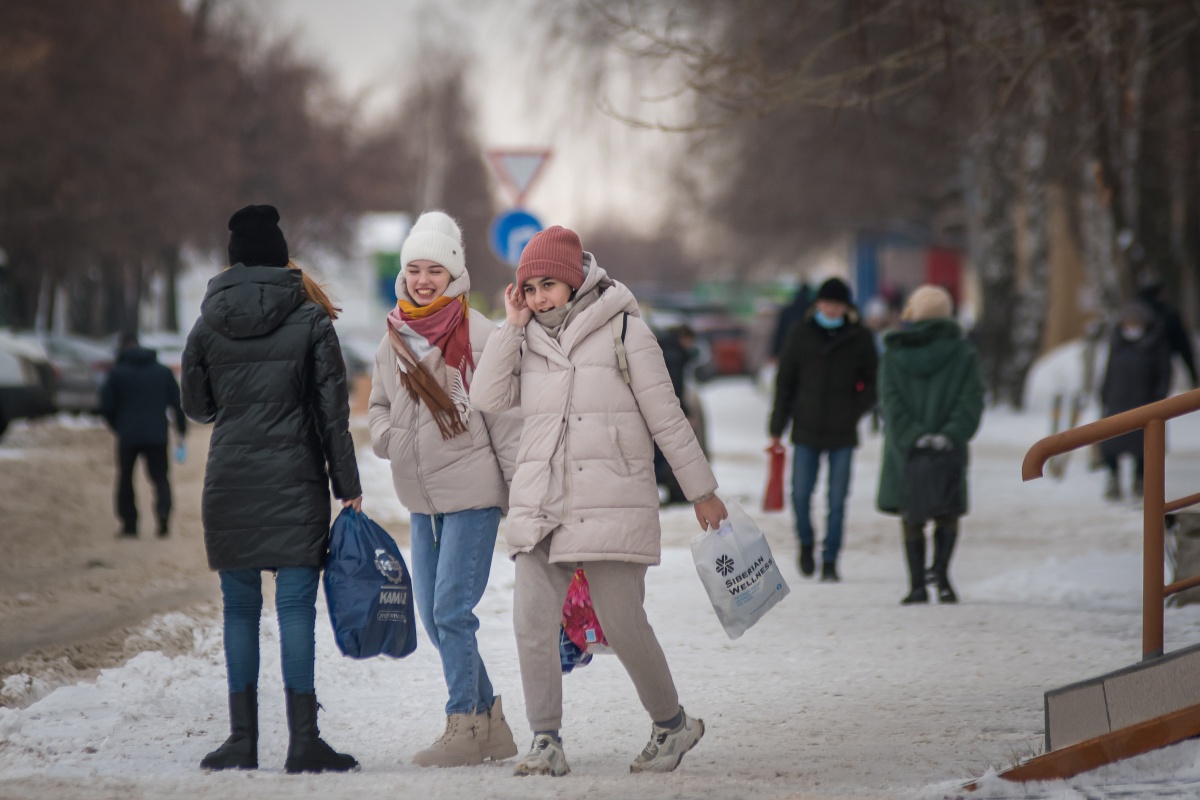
[559,254,638,339]
[117,346,158,366]
[883,318,964,378]
[200,264,306,340]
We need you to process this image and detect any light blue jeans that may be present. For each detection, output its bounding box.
[410,507,501,715]
[219,567,320,694]
[791,444,854,565]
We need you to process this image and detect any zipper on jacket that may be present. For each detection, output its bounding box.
[411,392,438,514]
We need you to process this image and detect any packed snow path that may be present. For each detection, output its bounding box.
[3,378,1200,799]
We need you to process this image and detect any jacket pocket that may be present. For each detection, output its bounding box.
[607,424,632,477]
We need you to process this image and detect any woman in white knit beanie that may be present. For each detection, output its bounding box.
[367,210,523,767]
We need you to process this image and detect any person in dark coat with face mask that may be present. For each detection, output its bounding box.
[769,277,878,582]
[182,204,361,774]
[1099,301,1172,501]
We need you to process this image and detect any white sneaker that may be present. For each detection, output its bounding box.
[629,709,705,773]
[512,734,570,777]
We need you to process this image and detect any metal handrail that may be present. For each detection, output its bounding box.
[1022,387,1200,660]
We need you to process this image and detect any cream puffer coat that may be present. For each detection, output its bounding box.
[470,256,718,565]
[368,306,521,515]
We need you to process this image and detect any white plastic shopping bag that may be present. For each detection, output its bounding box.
[690,501,790,639]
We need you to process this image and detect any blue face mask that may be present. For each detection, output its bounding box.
[815,310,845,329]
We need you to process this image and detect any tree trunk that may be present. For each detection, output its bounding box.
[160,245,181,332]
[964,123,1019,405]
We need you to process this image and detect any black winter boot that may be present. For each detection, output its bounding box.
[932,523,959,604]
[820,561,839,582]
[284,690,359,774]
[200,690,258,770]
[901,530,928,605]
[798,544,815,577]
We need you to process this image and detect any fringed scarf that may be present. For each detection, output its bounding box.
[386,294,474,440]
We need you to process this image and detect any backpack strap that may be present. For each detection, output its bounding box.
[611,312,630,385]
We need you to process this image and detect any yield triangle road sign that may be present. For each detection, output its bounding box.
[487,149,552,206]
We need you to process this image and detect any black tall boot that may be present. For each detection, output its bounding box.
[900,526,928,605]
[200,690,258,770]
[798,544,815,577]
[284,689,359,774]
[932,521,959,604]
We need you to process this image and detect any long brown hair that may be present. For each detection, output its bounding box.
[289,260,341,320]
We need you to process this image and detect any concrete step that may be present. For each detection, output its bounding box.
[1045,641,1200,750]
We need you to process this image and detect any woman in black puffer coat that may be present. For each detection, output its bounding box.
[182,205,361,775]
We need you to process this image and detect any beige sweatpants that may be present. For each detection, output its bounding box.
[513,536,681,731]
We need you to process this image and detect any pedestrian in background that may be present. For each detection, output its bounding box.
[99,332,186,538]
[769,277,877,582]
[1099,301,1171,501]
[471,225,727,777]
[182,204,361,774]
[1137,279,1197,390]
[876,285,984,605]
[367,210,521,768]
[769,282,812,363]
[655,323,703,503]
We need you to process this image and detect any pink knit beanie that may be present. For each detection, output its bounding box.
[516,226,585,290]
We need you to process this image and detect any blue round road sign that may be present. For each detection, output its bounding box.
[489,209,543,267]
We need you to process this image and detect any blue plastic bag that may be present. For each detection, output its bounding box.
[323,508,417,659]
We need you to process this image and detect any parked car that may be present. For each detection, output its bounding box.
[25,333,114,413]
[0,331,56,438]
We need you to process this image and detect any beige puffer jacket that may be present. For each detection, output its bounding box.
[470,256,717,565]
[368,307,521,515]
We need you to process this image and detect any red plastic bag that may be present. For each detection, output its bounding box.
[763,444,787,512]
[562,569,607,652]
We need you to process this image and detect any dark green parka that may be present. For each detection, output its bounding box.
[876,318,984,516]
[770,310,878,450]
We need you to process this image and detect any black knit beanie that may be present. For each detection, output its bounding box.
[815,277,852,304]
[227,204,289,267]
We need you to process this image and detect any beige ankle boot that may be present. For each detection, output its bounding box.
[412,713,483,767]
[477,695,518,761]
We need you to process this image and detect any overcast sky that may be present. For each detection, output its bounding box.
[244,0,686,236]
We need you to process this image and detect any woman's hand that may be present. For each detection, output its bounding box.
[342,496,363,513]
[504,283,533,328]
[694,494,728,531]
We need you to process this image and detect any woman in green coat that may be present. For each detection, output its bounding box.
[877,285,984,605]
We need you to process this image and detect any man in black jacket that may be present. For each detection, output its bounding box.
[769,278,878,581]
[100,333,186,537]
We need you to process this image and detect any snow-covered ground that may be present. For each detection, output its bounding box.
[4,377,1200,799]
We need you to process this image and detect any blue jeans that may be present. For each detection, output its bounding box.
[219,567,320,694]
[410,507,501,715]
[791,444,854,564]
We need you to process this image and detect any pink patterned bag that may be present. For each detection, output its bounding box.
[562,568,609,653]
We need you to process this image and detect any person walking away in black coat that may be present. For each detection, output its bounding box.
[182,205,362,774]
[655,324,702,503]
[769,277,878,582]
[99,333,186,537]
[1137,279,1198,390]
[769,283,813,363]
[1100,301,1172,501]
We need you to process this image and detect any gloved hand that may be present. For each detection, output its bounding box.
[915,433,953,450]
